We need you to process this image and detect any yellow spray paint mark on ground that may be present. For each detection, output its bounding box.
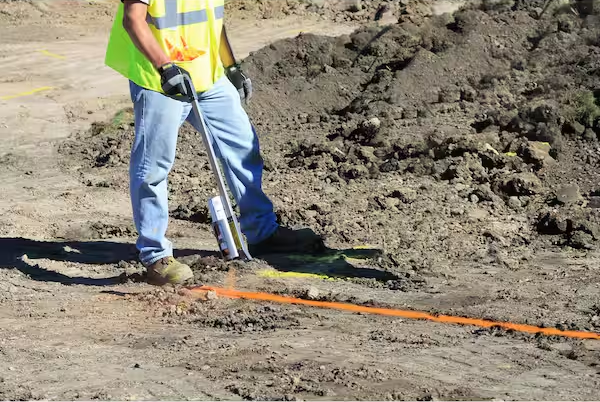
[258,268,337,281]
[257,245,381,281]
[351,244,378,250]
[0,86,55,100]
[38,49,66,59]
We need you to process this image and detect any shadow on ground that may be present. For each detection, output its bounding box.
[0,237,212,286]
[0,238,399,287]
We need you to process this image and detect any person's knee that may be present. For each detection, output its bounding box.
[145,162,174,186]
[130,155,173,186]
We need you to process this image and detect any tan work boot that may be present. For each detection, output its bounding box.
[146,256,193,286]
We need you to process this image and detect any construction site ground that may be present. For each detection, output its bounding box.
[1,0,600,400]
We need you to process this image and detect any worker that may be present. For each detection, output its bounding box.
[105,0,324,285]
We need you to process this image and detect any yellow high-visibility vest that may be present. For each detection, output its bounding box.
[105,0,225,94]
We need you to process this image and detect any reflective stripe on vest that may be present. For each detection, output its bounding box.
[145,0,225,29]
[105,0,225,94]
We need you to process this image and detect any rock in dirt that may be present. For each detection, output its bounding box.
[305,286,320,300]
[460,85,478,102]
[182,288,218,301]
[507,196,522,209]
[568,231,596,250]
[530,123,562,145]
[583,128,598,142]
[347,117,382,146]
[550,342,573,354]
[480,0,516,11]
[339,163,370,180]
[305,0,326,7]
[531,103,562,125]
[555,184,583,205]
[473,183,502,203]
[390,188,418,204]
[171,203,211,224]
[537,210,571,235]
[499,173,542,196]
[438,85,462,103]
[588,196,600,209]
[576,0,600,15]
[345,0,362,13]
[583,339,600,351]
[537,208,599,249]
[563,120,586,138]
[518,141,555,168]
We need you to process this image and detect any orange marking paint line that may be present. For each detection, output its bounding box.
[191,286,600,340]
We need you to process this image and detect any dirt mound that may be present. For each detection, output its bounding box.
[57,221,138,241]
[225,0,404,23]
[239,0,600,261]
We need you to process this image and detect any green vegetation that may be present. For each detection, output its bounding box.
[574,90,600,127]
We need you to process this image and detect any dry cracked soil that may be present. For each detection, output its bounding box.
[2,0,600,400]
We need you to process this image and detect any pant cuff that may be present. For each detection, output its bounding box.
[142,253,172,267]
[247,224,279,245]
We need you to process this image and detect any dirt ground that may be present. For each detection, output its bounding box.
[2,0,600,400]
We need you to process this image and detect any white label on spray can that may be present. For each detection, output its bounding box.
[208,196,239,260]
[209,196,227,222]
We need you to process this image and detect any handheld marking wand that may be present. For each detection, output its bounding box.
[183,75,252,262]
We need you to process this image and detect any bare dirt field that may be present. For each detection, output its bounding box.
[1,0,600,400]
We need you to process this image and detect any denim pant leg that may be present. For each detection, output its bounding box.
[129,81,191,265]
[186,77,278,245]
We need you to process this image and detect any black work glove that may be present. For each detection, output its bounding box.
[158,63,192,99]
[225,64,252,104]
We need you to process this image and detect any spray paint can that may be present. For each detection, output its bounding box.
[208,196,239,260]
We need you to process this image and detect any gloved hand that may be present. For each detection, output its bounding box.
[158,62,192,98]
[225,64,252,104]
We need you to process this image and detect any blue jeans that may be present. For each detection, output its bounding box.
[129,77,278,266]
